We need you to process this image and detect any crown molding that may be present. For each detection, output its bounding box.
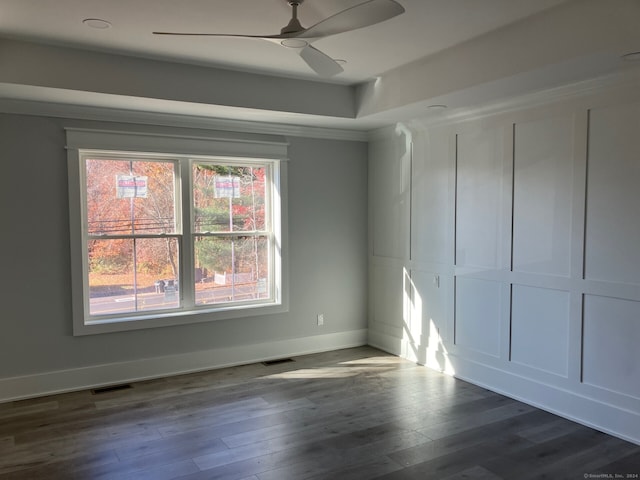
[0,97,370,142]
[403,67,640,131]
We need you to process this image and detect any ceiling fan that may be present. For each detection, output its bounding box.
[153,0,405,77]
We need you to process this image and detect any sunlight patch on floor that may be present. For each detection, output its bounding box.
[262,365,396,379]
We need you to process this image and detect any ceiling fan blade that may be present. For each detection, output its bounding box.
[298,0,405,39]
[153,31,287,39]
[299,45,344,77]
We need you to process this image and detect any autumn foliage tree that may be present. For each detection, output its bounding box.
[86,158,177,281]
[86,158,268,290]
[192,164,267,280]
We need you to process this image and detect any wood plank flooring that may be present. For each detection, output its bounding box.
[1,346,639,479]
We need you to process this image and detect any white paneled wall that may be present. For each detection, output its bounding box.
[511,285,570,377]
[513,116,574,277]
[456,127,508,271]
[585,102,640,284]
[368,80,640,444]
[583,295,640,400]
[369,128,411,259]
[454,277,504,358]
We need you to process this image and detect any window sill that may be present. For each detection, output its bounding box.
[73,301,289,336]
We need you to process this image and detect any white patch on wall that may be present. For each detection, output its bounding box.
[454,277,502,357]
[583,294,640,400]
[585,101,640,284]
[456,128,505,269]
[513,116,574,277]
[511,285,570,377]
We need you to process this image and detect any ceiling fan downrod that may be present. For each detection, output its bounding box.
[281,1,305,36]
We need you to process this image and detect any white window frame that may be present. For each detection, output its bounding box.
[67,128,289,336]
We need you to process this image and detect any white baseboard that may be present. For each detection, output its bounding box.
[367,329,402,356]
[0,329,368,403]
[370,329,640,446]
[451,355,640,446]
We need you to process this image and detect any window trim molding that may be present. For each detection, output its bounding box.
[67,128,289,336]
[65,128,290,159]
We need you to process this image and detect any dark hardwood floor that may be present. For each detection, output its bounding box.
[1,346,639,479]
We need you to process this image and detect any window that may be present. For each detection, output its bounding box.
[67,129,288,335]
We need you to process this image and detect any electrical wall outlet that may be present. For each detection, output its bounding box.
[317,313,324,326]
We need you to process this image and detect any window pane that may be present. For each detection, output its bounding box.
[88,238,180,316]
[193,164,267,233]
[86,158,177,235]
[194,236,269,305]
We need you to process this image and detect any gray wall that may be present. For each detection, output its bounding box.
[0,113,368,379]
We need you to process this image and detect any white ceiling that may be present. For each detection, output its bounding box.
[1,0,639,132]
[0,0,569,84]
